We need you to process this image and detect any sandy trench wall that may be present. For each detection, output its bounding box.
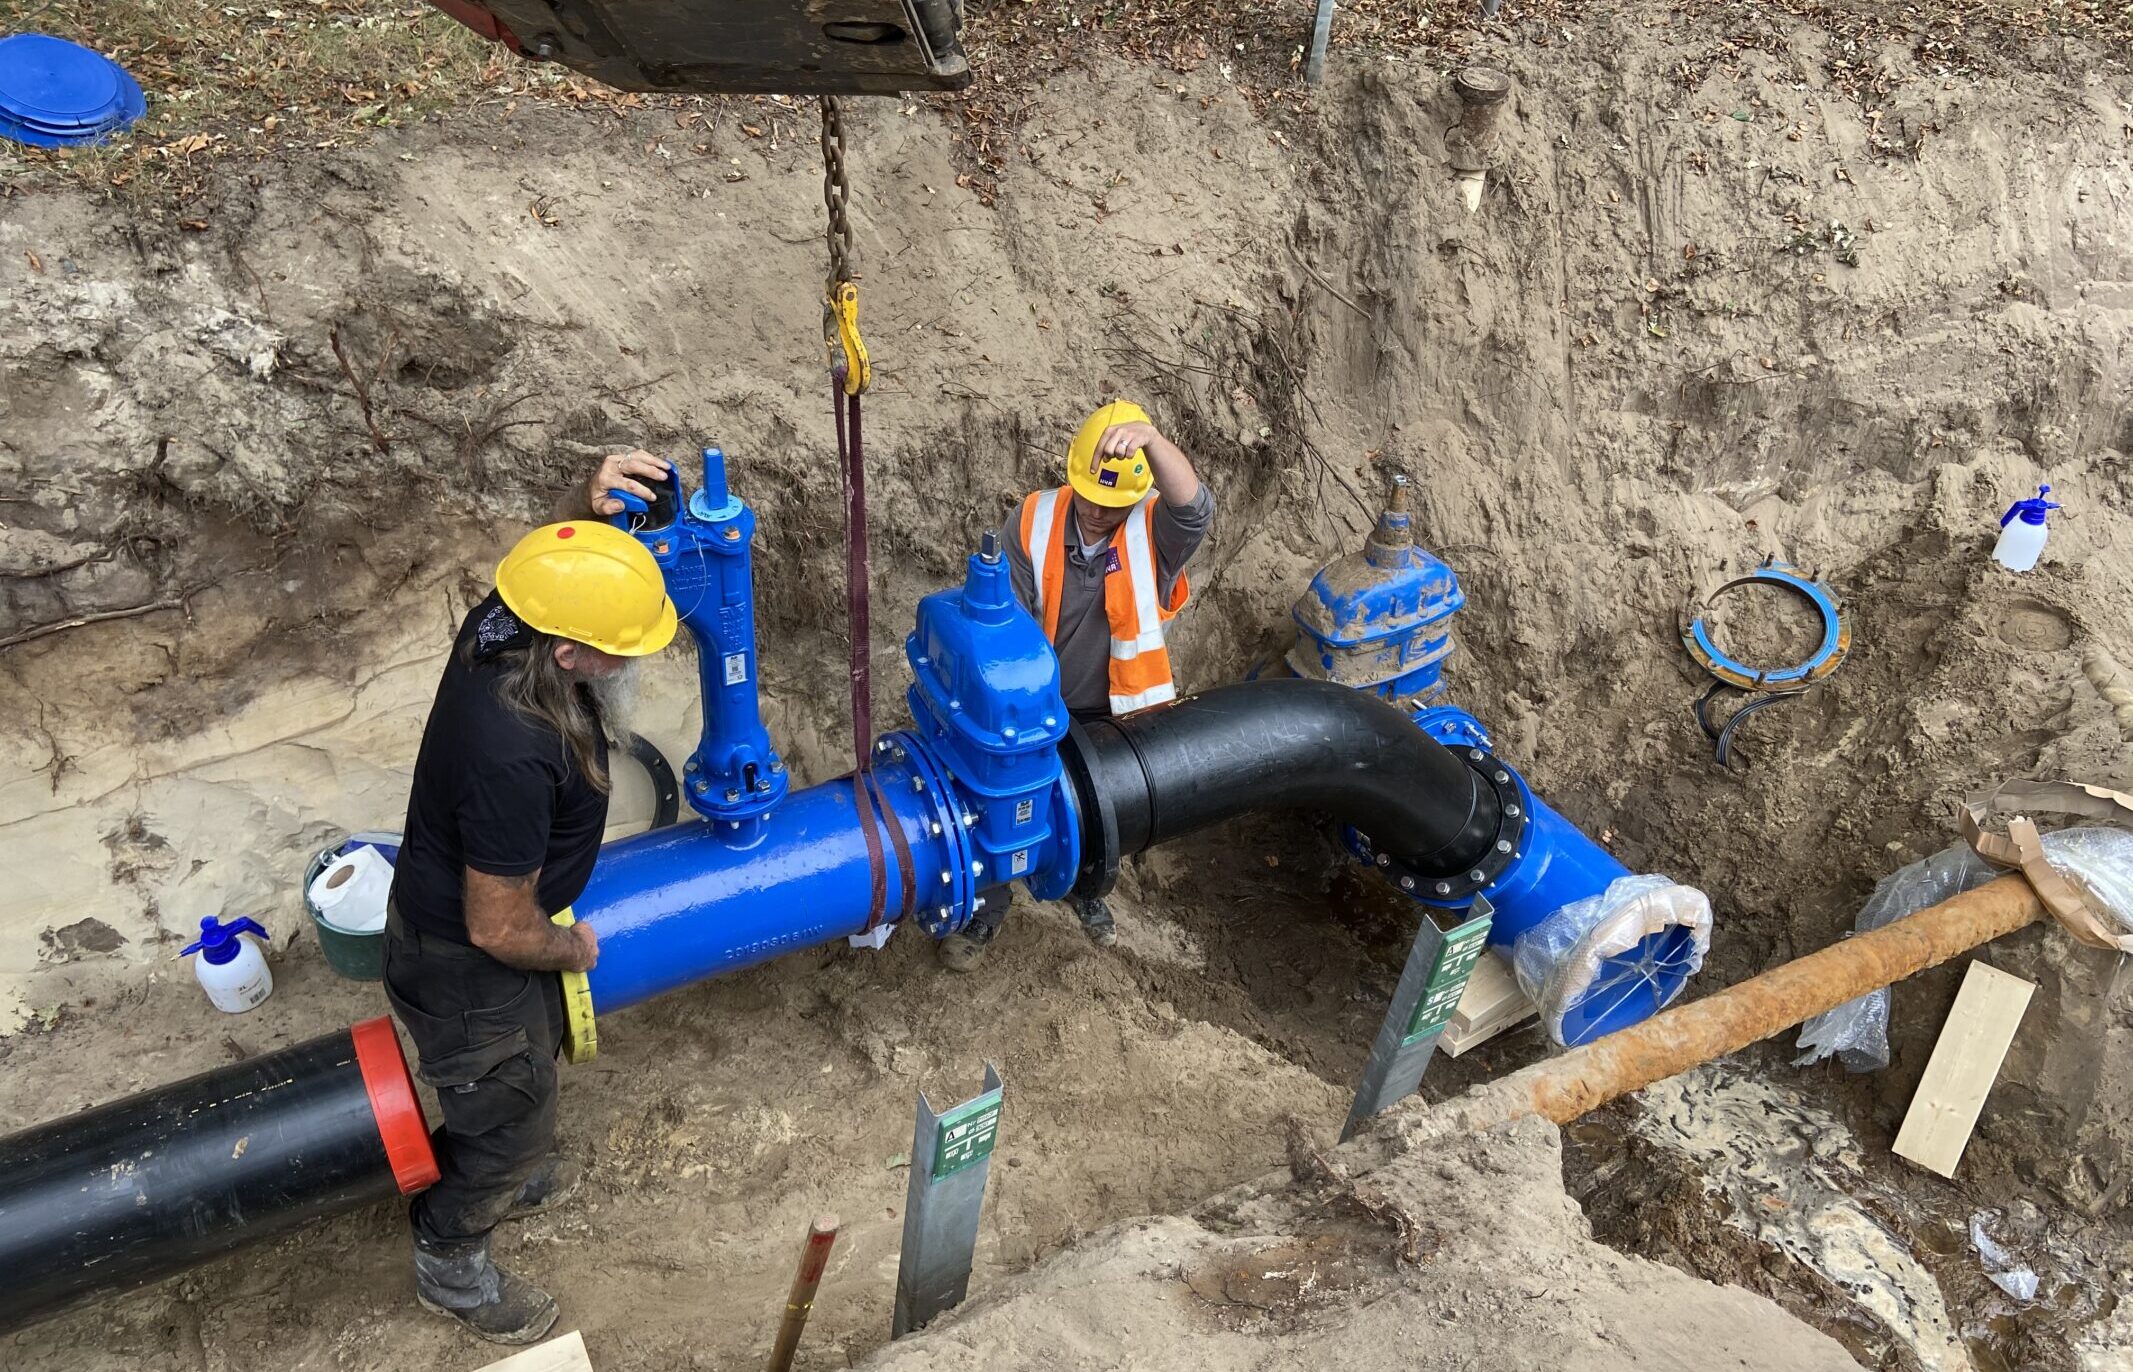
[0,35,2130,1192]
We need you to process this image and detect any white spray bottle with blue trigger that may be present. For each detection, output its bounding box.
[180,916,275,1013]
[1992,484,2059,573]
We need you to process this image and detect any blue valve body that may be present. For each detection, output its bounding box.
[906,545,1079,902]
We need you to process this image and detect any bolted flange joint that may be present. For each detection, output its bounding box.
[1355,744,1529,905]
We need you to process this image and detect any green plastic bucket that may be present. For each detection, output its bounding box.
[303,831,398,981]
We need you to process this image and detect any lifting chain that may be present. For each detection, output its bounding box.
[820,94,873,776]
[820,95,871,396]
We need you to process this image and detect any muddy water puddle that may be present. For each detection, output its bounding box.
[1564,1063,2128,1372]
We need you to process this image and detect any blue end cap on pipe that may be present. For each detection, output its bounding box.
[1391,704,1703,1045]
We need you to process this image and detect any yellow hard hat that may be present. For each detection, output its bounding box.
[1066,400,1154,509]
[494,521,678,657]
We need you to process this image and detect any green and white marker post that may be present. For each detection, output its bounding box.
[892,1063,1004,1338]
[1341,896,1495,1142]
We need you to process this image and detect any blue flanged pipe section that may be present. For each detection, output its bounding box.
[1344,713,1705,1045]
[574,736,970,1013]
[1400,706,1627,942]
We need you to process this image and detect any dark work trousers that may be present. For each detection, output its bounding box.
[383,909,565,1249]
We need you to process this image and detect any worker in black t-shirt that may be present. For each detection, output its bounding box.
[386,449,675,1345]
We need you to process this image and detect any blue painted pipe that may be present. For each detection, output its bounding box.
[575,736,968,1014]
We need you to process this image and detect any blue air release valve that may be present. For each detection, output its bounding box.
[614,446,789,829]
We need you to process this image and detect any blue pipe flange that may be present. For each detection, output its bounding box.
[1022,767,1082,903]
[1679,557,1850,693]
[1348,743,1529,904]
[880,730,982,937]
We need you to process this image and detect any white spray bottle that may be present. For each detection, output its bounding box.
[1992,484,2060,573]
[180,915,275,1013]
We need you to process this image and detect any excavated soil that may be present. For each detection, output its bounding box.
[3,5,2132,1369]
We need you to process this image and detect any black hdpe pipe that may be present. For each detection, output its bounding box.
[0,1017,437,1333]
[1062,678,1502,894]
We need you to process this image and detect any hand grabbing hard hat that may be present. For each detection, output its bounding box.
[1067,399,1155,508]
[495,521,678,656]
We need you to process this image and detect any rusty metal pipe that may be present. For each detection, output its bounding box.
[1427,874,2047,1134]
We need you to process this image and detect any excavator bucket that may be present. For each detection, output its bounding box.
[425,0,970,94]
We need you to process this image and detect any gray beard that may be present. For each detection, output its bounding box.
[583,659,644,742]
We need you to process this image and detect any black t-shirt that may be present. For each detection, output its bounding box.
[390,593,611,944]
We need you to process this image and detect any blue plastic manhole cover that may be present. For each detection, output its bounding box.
[0,33,147,148]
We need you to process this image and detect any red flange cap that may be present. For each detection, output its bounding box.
[350,1016,441,1194]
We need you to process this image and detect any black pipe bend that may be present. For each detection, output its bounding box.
[1063,678,1500,894]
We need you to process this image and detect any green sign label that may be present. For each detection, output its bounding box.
[932,1095,1002,1180]
[1401,913,1494,1045]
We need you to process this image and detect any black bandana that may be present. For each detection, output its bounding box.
[471,593,537,662]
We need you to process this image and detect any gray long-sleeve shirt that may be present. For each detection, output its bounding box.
[1003,486,1214,715]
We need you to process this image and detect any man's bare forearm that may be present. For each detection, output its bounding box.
[482,915,585,972]
[465,869,585,971]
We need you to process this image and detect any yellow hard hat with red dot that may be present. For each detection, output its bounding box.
[494,521,678,656]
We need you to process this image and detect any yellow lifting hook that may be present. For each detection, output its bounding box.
[826,279,871,396]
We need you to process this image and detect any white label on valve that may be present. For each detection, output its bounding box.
[723,652,748,686]
[1011,849,1030,876]
[1015,798,1034,824]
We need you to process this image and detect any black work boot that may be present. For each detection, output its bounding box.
[504,1154,583,1221]
[1074,896,1118,948]
[413,1234,559,1346]
[938,918,999,972]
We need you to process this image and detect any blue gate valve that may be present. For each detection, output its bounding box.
[905,531,1081,922]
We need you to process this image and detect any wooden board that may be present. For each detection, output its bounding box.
[1892,961,2036,1178]
[1441,950,1537,1057]
[473,1330,592,1372]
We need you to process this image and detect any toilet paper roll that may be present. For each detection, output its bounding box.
[307,844,394,934]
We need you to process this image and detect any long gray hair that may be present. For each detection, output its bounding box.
[486,633,611,794]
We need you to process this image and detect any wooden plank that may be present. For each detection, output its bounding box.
[473,1330,592,1372]
[1441,950,1536,1057]
[1893,961,2036,1178]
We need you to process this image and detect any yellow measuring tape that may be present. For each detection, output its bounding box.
[549,909,599,1065]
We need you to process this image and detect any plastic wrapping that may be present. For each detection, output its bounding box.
[1510,874,1713,1046]
[1796,826,2133,1071]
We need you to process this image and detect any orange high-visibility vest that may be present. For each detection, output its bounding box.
[1017,487,1189,715]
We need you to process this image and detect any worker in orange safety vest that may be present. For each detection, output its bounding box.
[938,400,1213,971]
